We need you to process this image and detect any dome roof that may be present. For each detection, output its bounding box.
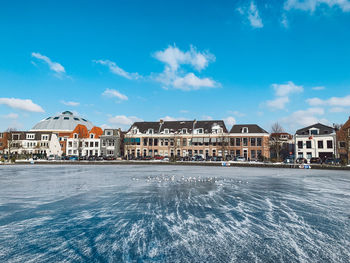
[31,111,94,132]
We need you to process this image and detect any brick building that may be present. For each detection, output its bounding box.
[336,117,350,164]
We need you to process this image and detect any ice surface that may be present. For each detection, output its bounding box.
[0,165,349,262]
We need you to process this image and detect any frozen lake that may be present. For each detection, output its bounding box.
[0,165,349,262]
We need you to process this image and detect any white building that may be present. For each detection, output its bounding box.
[295,123,336,161]
[66,126,102,157]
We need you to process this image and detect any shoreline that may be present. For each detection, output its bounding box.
[2,160,350,171]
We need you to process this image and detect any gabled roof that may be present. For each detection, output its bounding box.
[295,123,334,135]
[128,120,228,134]
[230,124,268,134]
[69,124,89,138]
[89,127,103,138]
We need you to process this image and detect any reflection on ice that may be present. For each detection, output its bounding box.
[0,165,349,262]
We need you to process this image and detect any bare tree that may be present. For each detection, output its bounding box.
[270,122,285,162]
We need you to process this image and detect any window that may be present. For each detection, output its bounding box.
[257,138,262,146]
[242,127,248,133]
[154,139,158,146]
[41,135,49,141]
[236,150,240,156]
[74,117,80,121]
[74,134,78,139]
[243,138,248,146]
[53,117,59,120]
[182,138,187,146]
[0,133,3,138]
[327,140,333,149]
[250,138,256,146]
[298,152,303,158]
[298,141,303,149]
[257,150,262,158]
[64,117,69,120]
[90,134,94,139]
[317,141,323,149]
[306,141,311,149]
[143,138,148,146]
[236,138,241,146]
[95,142,98,147]
[107,131,111,136]
[68,141,72,147]
[339,141,346,148]
[26,134,35,140]
[310,129,319,135]
[90,142,93,147]
[147,129,154,134]
[164,129,169,134]
[197,128,203,134]
[230,138,235,146]
[307,152,312,159]
[182,128,187,134]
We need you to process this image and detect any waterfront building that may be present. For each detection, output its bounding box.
[227,125,270,160]
[100,129,122,158]
[124,120,228,158]
[269,132,294,160]
[0,132,9,154]
[336,117,350,164]
[1,131,62,157]
[294,123,336,161]
[31,111,95,154]
[66,125,103,157]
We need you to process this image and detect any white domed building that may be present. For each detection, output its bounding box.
[31,111,94,133]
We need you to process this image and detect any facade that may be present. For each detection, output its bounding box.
[124,120,228,158]
[66,125,103,157]
[295,123,336,161]
[0,132,9,154]
[1,131,62,157]
[270,132,294,160]
[228,125,270,160]
[100,129,122,158]
[336,117,350,164]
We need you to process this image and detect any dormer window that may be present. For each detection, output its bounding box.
[132,127,138,134]
[242,127,248,133]
[148,128,154,134]
[182,128,187,134]
[310,129,319,135]
[74,133,78,139]
[26,134,35,140]
[90,134,94,139]
[197,128,203,134]
[164,129,169,134]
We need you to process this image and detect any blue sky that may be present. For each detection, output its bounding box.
[0,0,350,132]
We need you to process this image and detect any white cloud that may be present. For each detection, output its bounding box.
[61,100,80,106]
[281,107,328,128]
[284,0,350,12]
[0,98,44,112]
[172,73,216,91]
[266,96,289,110]
[102,89,128,101]
[153,45,215,71]
[306,95,350,106]
[248,1,264,28]
[329,107,347,113]
[312,86,325,90]
[281,13,289,28]
[1,113,19,119]
[238,1,263,28]
[224,116,236,127]
[31,52,65,75]
[108,115,143,126]
[94,60,140,80]
[272,81,304,97]
[153,45,218,91]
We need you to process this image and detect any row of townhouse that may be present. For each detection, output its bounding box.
[124,120,270,160]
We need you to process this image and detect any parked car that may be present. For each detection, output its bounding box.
[163,157,169,162]
[324,158,336,165]
[88,156,96,161]
[142,156,152,160]
[310,157,322,164]
[296,158,307,164]
[235,156,246,162]
[69,156,78,161]
[154,155,164,160]
[194,155,204,161]
[104,156,116,161]
[79,156,87,161]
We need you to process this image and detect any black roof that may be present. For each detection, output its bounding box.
[296,123,334,135]
[129,120,228,134]
[230,124,268,134]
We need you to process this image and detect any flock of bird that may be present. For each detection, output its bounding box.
[131,174,249,185]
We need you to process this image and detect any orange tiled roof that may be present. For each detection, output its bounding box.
[69,124,89,138]
[89,126,103,138]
